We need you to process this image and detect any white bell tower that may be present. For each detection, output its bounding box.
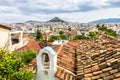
[35,46,57,80]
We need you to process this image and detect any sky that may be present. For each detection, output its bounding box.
[0,0,120,23]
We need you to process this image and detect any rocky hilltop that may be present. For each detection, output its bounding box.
[47,17,66,23]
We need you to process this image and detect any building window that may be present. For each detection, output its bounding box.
[11,34,19,45]
[42,53,50,69]
[11,38,19,45]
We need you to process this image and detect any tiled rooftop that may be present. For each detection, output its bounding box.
[55,35,120,80]
[27,34,120,80]
[0,24,11,30]
[17,39,41,51]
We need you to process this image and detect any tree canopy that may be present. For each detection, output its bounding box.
[59,30,64,35]
[36,29,43,40]
[88,31,99,38]
[98,24,118,37]
[48,35,58,42]
[0,50,35,80]
[73,35,89,40]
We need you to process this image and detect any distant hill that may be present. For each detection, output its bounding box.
[47,17,66,23]
[89,18,120,24]
[25,20,40,23]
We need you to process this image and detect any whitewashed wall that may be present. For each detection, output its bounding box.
[35,46,60,80]
[0,27,10,50]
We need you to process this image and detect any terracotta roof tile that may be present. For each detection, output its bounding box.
[18,39,41,51]
[110,69,119,74]
[27,34,120,80]
[0,24,11,30]
[91,75,100,80]
[114,78,120,80]
[60,70,65,79]
[55,69,62,78]
[64,73,69,80]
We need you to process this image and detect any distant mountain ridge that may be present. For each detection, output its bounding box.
[25,18,120,24]
[47,17,66,23]
[25,20,40,23]
[90,18,120,24]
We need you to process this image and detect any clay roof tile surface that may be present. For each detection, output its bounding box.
[18,39,41,51]
[0,24,11,30]
[27,34,120,80]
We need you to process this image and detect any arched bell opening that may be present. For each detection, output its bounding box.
[41,53,50,70]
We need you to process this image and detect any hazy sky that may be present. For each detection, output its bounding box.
[0,0,120,23]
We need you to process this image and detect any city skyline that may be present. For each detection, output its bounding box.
[0,0,120,23]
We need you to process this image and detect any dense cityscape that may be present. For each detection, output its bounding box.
[0,0,120,80]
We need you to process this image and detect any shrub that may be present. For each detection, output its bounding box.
[16,50,37,64]
[13,70,34,80]
[59,34,67,40]
[98,24,119,37]
[88,31,99,38]
[0,50,34,80]
[48,35,59,42]
[98,24,107,31]
[59,30,64,35]
[73,35,89,40]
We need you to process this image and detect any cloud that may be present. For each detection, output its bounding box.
[1,7,119,23]
[0,0,120,23]
[0,5,20,14]
[20,0,97,13]
[0,1,101,13]
[107,0,120,7]
[1,0,120,14]
[0,12,38,23]
[17,0,120,14]
[0,0,12,6]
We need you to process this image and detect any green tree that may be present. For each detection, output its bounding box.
[36,29,43,40]
[96,24,101,28]
[58,31,67,40]
[73,35,88,40]
[98,24,107,31]
[48,35,58,42]
[59,34,67,40]
[105,29,118,37]
[98,24,118,37]
[68,27,71,31]
[0,50,34,80]
[88,31,99,38]
[16,50,37,64]
[59,31,64,35]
